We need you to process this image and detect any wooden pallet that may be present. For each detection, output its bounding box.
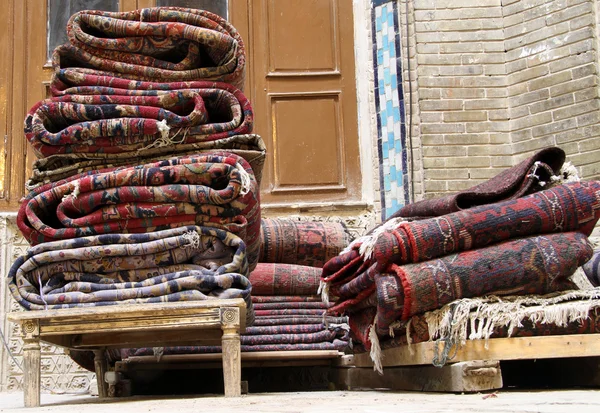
[334,333,600,393]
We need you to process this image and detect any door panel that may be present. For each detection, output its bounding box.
[253,0,361,204]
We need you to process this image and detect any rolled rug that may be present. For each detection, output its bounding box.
[389,146,566,219]
[322,180,600,313]
[25,82,252,158]
[259,218,352,268]
[7,225,254,323]
[373,231,592,335]
[249,263,322,296]
[51,7,245,90]
[17,152,261,270]
[583,249,600,287]
[28,134,266,190]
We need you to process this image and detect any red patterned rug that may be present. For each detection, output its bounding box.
[52,7,246,90]
[249,263,322,296]
[259,218,351,268]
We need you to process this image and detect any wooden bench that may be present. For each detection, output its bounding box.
[7,299,247,407]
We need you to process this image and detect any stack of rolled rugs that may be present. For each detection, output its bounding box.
[9,7,265,324]
[121,218,354,359]
[320,147,600,372]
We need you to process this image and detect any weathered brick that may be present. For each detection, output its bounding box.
[578,137,600,152]
[579,162,600,180]
[491,155,516,168]
[444,111,488,122]
[420,112,444,122]
[549,50,595,73]
[528,71,572,92]
[550,75,597,97]
[461,53,506,65]
[509,89,550,107]
[546,2,592,26]
[574,87,598,102]
[504,16,546,40]
[421,100,464,111]
[556,124,600,144]
[529,93,575,114]
[444,134,490,145]
[464,99,507,110]
[484,64,507,75]
[510,112,553,131]
[531,118,577,137]
[489,109,510,121]
[466,121,511,133]
[568,149,600,167]
[572,62,597,78]
[468,167,507,179]
[421,123,466,134]
[489,133,512,144]
[467,144,513,156]
[418,54,463,65]
[439,66,484,76]
[423,157,448,169]
[447,156,492,168]
[422,145,468,157]
[512,136,558,153]
[442,88,486,99]
[420,135,445,146]
[426,168,470,180]
[508,65,550,86]
[576,110,600,127]
[553,99,600,120]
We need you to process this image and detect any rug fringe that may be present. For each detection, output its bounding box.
[368,319,383,374]
[359,217,406,260]
[318,280,330,303]
[424,288,600,348]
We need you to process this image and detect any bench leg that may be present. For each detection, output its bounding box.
[93,349,109,398]
[221,307,241,397]
[22,320,41,408]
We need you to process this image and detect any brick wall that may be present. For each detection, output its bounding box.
[403,0,600,201]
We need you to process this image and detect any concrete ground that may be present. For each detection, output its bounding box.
[1,390,600,412]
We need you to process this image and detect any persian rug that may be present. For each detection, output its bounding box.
[28,134,266,190]
[322,181,600,313]
[355,288,600,371]
[583,249,600,287]
[249,263,322,296]
[118,295,351,360]
[25,80,253,158]
[7,225,254,321]
[17,152,261,270]
[372,232,591,334]
[389,146,566,218]
[259,218,352,268]
[51,7,246,90]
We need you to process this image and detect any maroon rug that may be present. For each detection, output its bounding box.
[389,147,566,218]
[17,152,261,270]
[259,218,351,268]
[249,263,322,296]
[374,232,591,333]
[323,181,600,315]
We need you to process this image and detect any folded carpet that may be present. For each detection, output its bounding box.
[51,7,245,90]
[259,218,352,268]
[249,263,322,296]
[356,289,600,355]
[17,152,261,270]
[322,181,600,312]
[7,225,254,321]
[120,295,350,358]
[28,134,266,190]
[372,232,591,334]
[26,80,252,158]
[389,146,567,219]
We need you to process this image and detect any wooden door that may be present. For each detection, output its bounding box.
[0,0,360,210]
[249,0,362,204]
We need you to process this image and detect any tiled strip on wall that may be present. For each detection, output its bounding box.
[371,0,410,220]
